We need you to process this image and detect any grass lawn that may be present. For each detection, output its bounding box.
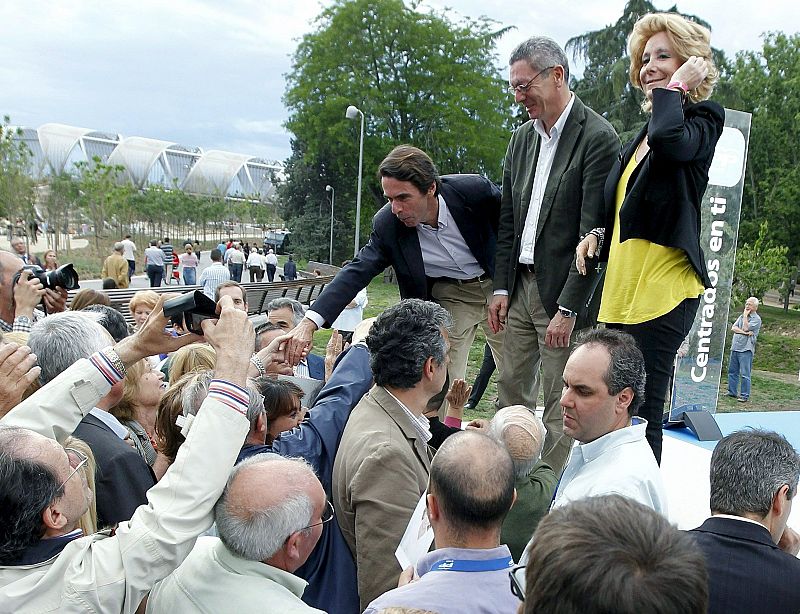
[310,281,800,418]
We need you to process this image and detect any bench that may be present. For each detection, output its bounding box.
[67,276,335,327]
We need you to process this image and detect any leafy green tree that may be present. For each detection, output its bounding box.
[0,116,36,227]
[282,0,512,260]
[43,173,80,254]
[732,221,789,306]
[75,158,130,260]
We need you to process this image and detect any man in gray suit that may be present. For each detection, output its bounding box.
[489,37,618,474]
[333,299,451,610]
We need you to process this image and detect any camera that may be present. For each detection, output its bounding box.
[163,290,218,335]
[12,263,80,291]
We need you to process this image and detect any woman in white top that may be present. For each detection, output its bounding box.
[180,244,199,285]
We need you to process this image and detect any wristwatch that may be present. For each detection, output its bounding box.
[558,307,576,319]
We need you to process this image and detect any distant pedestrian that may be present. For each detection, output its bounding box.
[246,247,263,283]
[198,248,231,300]
[283,254,297,281]
[144,239,165,287]
[180,244,199,285]
[727,297,762,403]
[265,249,278,282]
[161,237,174,280]
[101,242,130,289]
[121,234,137,279]
[226,243,245,282]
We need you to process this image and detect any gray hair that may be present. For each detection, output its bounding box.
[214,454,315,561]
[366,299,452,389]
[509,36,570,82]
[28,311,110,384]
[113,242,124,252]
[577,328,646,416]
[180,370,263,426]
[266,297,305,327]
[489,405,546,480]
[710,429,800,517]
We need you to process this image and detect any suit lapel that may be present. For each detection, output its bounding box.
[394,220,427,293]
[516,129,540,226]
[535,99,584,242]
[372,386,432,470]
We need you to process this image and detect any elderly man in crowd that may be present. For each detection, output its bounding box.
[148,455,327,613]
[485,406,557,561]
[364,430,519,614]
[333,299,451,609]
[489,37,618,475]
[521,495,708,614]
[726,296,762,403]
[268,298,324,380]
[0,295,258,612]
[101,242,130,289]
[9,236,42,266]
[690,429,800,614]
[28,311,155,528]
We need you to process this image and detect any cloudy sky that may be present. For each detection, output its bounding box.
[1,0,796,163]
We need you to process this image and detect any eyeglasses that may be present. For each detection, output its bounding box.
[58,448,89,491]
[507,66,556,94]
[299,500,335,532]
[509,564,527,601]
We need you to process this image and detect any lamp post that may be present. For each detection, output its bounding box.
[325,184,335,264]
[345,104,364,257]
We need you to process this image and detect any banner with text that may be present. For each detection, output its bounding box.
[669,109,752,422]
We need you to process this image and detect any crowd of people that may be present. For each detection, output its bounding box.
[1,12,798,614]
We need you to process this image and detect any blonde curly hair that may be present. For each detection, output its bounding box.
[628,13,718,112]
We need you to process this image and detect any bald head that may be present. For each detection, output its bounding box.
[214,454,323,565]
[430,431,515,533]
[489,405,546,479]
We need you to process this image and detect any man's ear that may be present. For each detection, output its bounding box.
[426,492,440,523]
[256,412,267,434]
[284,530,303,563]
[423,356,436,381]
[772,484,791,518]
[616,386,634,415]
[42,502,68,532]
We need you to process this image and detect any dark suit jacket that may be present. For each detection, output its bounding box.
[310,174,501,326]
[690,516,800,614]
[73,414,155,528]
[600,89,725,288]
[494,95,619,328]
[283,259,297,280]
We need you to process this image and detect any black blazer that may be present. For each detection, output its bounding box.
[311,174,500,326]
[690,516,800,614]
[600,88,724,288]
[73,414,155,528]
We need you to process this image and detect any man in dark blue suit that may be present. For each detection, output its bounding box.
[690,429,800,614]
[284,145,504,405]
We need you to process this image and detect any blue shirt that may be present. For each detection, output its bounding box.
[731,312,762,353]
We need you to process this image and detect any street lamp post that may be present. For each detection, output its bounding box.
[345,104,364,257]
[325,184,335,264]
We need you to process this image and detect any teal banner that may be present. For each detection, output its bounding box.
[669,109,752,422]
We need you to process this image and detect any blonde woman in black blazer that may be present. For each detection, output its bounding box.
[576,13,724,464]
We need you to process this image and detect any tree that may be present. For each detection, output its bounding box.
[75,158,131,260]
[0,116,36,229]
[281,0,512,260]
[731,221,789,306]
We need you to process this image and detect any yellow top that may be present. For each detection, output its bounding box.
[598,151,704,324]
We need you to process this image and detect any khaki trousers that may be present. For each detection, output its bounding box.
[431,278,504,417]
[497,270,574,475]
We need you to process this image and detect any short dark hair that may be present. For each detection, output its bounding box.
[710,429,800,517]
[254,321,283,352]
[430,431,514,534]
[215,280,247,305]
[210,248,222,262]
[524,495,708,614]
[101,277,118,289]
[0,427,64,564]
[366,299,451,389]
[82,304,130,342]
[378,145,441,195]
[576,328,646,416]
[253,377,304,445]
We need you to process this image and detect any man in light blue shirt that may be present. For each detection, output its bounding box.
[199,248,232,300]
[726,297,762,402]
[364,430,519,614]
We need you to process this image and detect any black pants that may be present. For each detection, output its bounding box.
[467,342,496,406]
[146,264,163,287]
[607,296,700,465]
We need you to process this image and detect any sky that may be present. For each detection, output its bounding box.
[1,0,796,164]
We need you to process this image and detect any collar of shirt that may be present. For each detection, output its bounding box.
[711,514,769,529]
[416,194,483,279]
[384,388,432,443]
[534,92,575,142]
[573,416,647,463]
[89,407,130,439]
[416,545,514,576]
[419,193,448,231]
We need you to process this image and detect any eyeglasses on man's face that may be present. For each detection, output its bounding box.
[507,65,556,95]
[299,500,335,532]
[59,448,89,491]
[509,564,527,601]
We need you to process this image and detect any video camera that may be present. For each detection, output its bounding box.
[163,290,218,335]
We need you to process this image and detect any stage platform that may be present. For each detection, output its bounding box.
[662,411,800,535]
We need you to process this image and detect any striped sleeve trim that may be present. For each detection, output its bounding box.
[208,380,250,415]
[89,351,124,385]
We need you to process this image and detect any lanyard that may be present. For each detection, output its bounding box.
[429,556,514,573]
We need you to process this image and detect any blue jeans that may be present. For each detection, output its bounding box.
[229,263,243,282]
[146,264,163,287]
[727,350,753,399]
[183,267,196,285]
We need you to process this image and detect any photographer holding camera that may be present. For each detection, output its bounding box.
[0,250,68,335]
